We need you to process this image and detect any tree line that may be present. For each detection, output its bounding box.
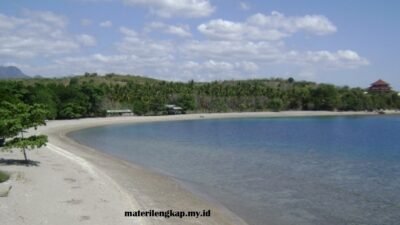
[0,74,399,119]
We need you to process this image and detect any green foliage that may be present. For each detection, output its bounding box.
[210,98,228,112]
[311,84,339,110]
[0,102,47,138]
[177,94,195,111]
[0,101,49,162]
[4,135,48,150]
[268,98,284,111]
[59,102,86,119]
[0,74,399,118]
[25,84,58,119]
[0,170,10,183]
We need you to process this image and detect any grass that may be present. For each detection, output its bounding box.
[0,170,10,183]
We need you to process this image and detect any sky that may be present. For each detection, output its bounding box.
[0,0,399,89]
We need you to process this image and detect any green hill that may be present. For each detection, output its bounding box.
[1,73,399,118]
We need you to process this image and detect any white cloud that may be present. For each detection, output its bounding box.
[2,9,367,81]
[337,50,364,61]
[303,50,369,68]
[237,61,259,71]
[198,12,337,42]
[198,19,287,41]
[117,26,173,59]
[166,25,191,37]
[182,11,363,80]
[123,0,215,18]
[22,9,68,28]
[203,60,234,71]
[43,44,368,81]
[247,11,337,35]
[146,22,192,37]
[0,11,81,59]
[119,26,138,36]
[182,40,284,62]
[0,14,23,29]
[52,52,175,78]
[198,19,244,40]
[99,20,112,27]
[76,34,97,46]
[182,39,368,68]
[52,22,365,80]
[46,26,176,77]
[179,60,259,80]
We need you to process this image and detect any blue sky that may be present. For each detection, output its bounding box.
[0,0,399,89]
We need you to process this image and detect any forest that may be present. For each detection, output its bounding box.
[0,73,399,119]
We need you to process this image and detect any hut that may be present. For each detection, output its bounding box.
[165,104,184,115]
[106,109,133,117]
[368,79,391,92]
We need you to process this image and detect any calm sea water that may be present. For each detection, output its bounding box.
[69,116,400,225]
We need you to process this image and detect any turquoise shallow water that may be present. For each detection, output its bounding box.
[69,115,400,225]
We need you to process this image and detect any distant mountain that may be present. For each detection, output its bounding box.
[0,66,30,79]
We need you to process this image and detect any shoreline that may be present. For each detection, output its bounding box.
[43,114,254,225]
[2,111,399,225]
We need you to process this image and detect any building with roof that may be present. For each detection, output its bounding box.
[164,104,184,115]
[106,109,133,117]
[368,79,391,93]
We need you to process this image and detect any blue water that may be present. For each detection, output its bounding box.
[69,116,400,225]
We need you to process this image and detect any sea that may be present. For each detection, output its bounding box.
[69,115,400,225]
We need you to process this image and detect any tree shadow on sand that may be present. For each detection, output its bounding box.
[0,158,40,167]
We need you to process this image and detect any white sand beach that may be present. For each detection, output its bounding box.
[0,111,394,225]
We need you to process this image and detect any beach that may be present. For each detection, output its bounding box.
[0,111,394,225]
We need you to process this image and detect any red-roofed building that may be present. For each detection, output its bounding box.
[368,79,391,92]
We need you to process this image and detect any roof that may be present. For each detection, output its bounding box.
[371,79,389,86]
[106,109,132,113]
[165,104,183,110]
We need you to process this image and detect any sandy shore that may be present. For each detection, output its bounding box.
[0,111,396,225]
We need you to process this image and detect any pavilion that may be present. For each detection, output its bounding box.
[106,109,134,117]
[368,79,391,92]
